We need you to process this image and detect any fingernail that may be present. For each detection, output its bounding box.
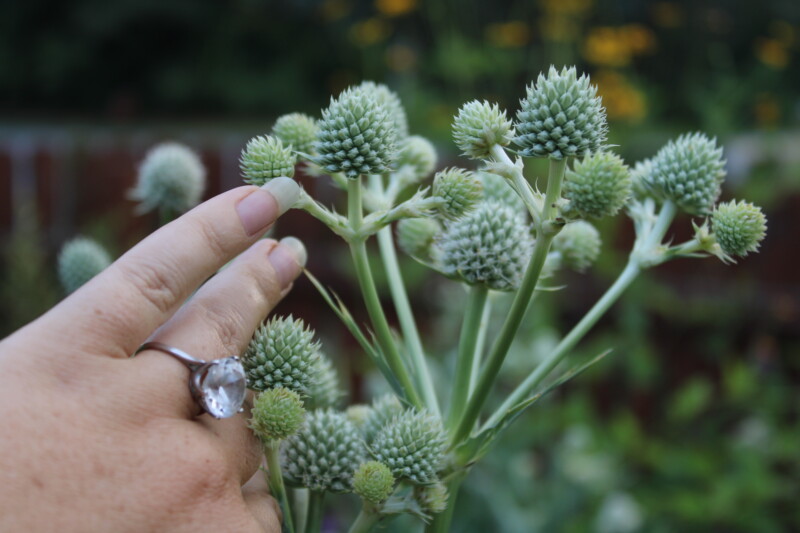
[269,236,307,287]
[237,177,300,236]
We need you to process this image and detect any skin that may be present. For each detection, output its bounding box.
[0,185,304,532]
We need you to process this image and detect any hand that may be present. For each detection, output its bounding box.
[0,179,305,532]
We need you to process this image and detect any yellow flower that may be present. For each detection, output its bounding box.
[583,27,632,67]
[594,70,646,123]
[756,38,790,69]
[486,21,530,48]
[375,0,417,17]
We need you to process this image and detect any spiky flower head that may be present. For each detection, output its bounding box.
[243,316,320,395]
[433,168,483,220]
[249,387,306,442]
[644,133,726,215]
[315,85,399,178]
[361,394,405,444]
[396,217,442,260]
[629,158,654,201]
[132,142,206,214]
[272,113,319,155]
[452,100,514,160]
[552,221,602,272]
[370,409,447,485]
[397,135,437,181]
[478,171,525,213]
[438,201,533,291]
[563,151,632,219]
[305,354,343,410]
[356,81,409,139]
[711,200,767,258]
[282,409,364,493]
[57,237,111,293]
[346,405,372,430]
[353,461,395,504]
[239,135,296,186]
[514,66,607,160]
[414,482,449,515]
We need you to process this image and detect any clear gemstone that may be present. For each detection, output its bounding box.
[197,358,247,418]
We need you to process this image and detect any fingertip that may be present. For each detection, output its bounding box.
[267,237,306,289]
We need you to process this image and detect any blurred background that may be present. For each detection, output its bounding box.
[1,0,798,531]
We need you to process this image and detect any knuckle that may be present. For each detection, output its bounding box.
[183,438,234,499]
[201,299,249,355]
[117,258,184,315]
[191,214,233,261]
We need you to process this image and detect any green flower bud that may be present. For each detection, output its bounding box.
[240,135,296,186]
[563,151,632,219]
[243,315,320,395]
[305,353,343,410]
[645,132,726,215]
[452,100,514,160]
[414,481,448,515]
[438,201,533,291]
[514,66,607,160]
[370,409,447,485]
[478,171,525,213]
[356,81,409,139]
[131,142,206,214]
[396,218,442,259]
[629,158,654,201]
[362,394,405,444]
[552,221,601,272]
[346,404,372,430]
[397,135,437,181]
[249,387,306,442]
[282,409,364,493]
[272,113,319,155]
[711,200,767,258]
[353,461,395,504]
[316,85,398,178]
[433,168,483,220]
[57,237,111,293]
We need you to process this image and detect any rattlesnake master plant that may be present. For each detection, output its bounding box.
[57,237,111,293]
[224,65,768,533]
[131,142,206,215]
[239,135,296,185]
[250,387,306,442]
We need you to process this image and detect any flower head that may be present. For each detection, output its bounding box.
[711,200,767,258]
[353,461,395,504]
[563,151,631,219]
[57,237,111,293]
[272,113,319,155]
[249,387,306,441]
[433,168,483,220]
[552,221,602,272]
[370,409,446,485]
[452,100,514,159]
[240,135,296,185]
[132,142,206,214]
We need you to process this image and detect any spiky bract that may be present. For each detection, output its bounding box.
[415,482,449,515]
[132,142,206,214]
[356,81,409,139]
[563,151,632,219]
[57,237,111,293]
[272,113,319,155]
[711,200,767,258]
[370,409,447,485]
[249,387,306,442]
[239,135,296,186]
[452,100,514,159]
[353,461,395,504]
[552,221,602,272]
[433,168,483,220]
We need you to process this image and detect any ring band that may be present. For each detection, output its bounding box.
[136,342,247,419]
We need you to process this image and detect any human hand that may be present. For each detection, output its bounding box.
[0,179,305,532]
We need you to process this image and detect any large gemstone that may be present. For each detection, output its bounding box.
[197,357,247,418]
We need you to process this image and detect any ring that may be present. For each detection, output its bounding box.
[135,342,247,419]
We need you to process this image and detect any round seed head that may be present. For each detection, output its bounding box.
[478,171,526,213]
[415,481,449,515]
[315,84,399,178]
[396,217,442,259]
[438,201,534,291]
[361,394,405,444]
[563,151,632,219]
[132,142,206,214]
[514,66,607,160]
[57,237,111,293]
[240,135,296,186]
[452,100,514,159]
[356,81,409,139]
[711,200,767,258]
[305,353,343,410]
[552,221,602,272]
[243,315,320,394]
[397,135,437,181]
[644,132,726,215]
[370,409,447,485]
[272,113,319,155]
[433,168,483,220]
[250,387,306,441]
[281,409,365,493]
[353,461,395,504]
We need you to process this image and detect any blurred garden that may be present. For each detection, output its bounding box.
[1,0,799,531]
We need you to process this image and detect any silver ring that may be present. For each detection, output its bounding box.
[135,342,247,419]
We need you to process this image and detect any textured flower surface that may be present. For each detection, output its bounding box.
[415,482,449,515]
[438,201,533,291]
[282,409,364,492]
[644,132,726,215]
[361,394,405,444]
[243,316,320,394]
[132,142,206,214]
[397,218,441,259]
[305,354,342,410]
[272,113,319,155]
[552,221,602,272]
[240,135,296,185]
[514,66,607,160]
[315,85,399,178]
[478,171,526,213]
[432,168,483,220]
[370,409,447,485]
[712,200,767,258]
[249,387,306,441]
[353,461,395,504]
[397,135,437,180]
[563,151,632,219]
[57,237,111,293]
[452,100,514,159]
[356,81,408,139]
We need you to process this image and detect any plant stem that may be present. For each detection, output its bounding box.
[265,442,295,533]
[292,489,309,533]
[370,176,440,416]
[450,158,567,445]
[446,286,488,432]
[469,299,492,396]
[347,504,381,533]
[347,178,423,409]
[490,145,542,224]
[305,491,325,533]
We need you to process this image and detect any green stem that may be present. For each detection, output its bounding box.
[292,489,309,533]
[348,178,423,409]
[371,176,440,416]
[305,491,325,533]
[265,442,295,533]
[490,145,542,224]
[446,286,489,432]
[347,504,381,533]
[469,299,492,396]
[450,158,567,445]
